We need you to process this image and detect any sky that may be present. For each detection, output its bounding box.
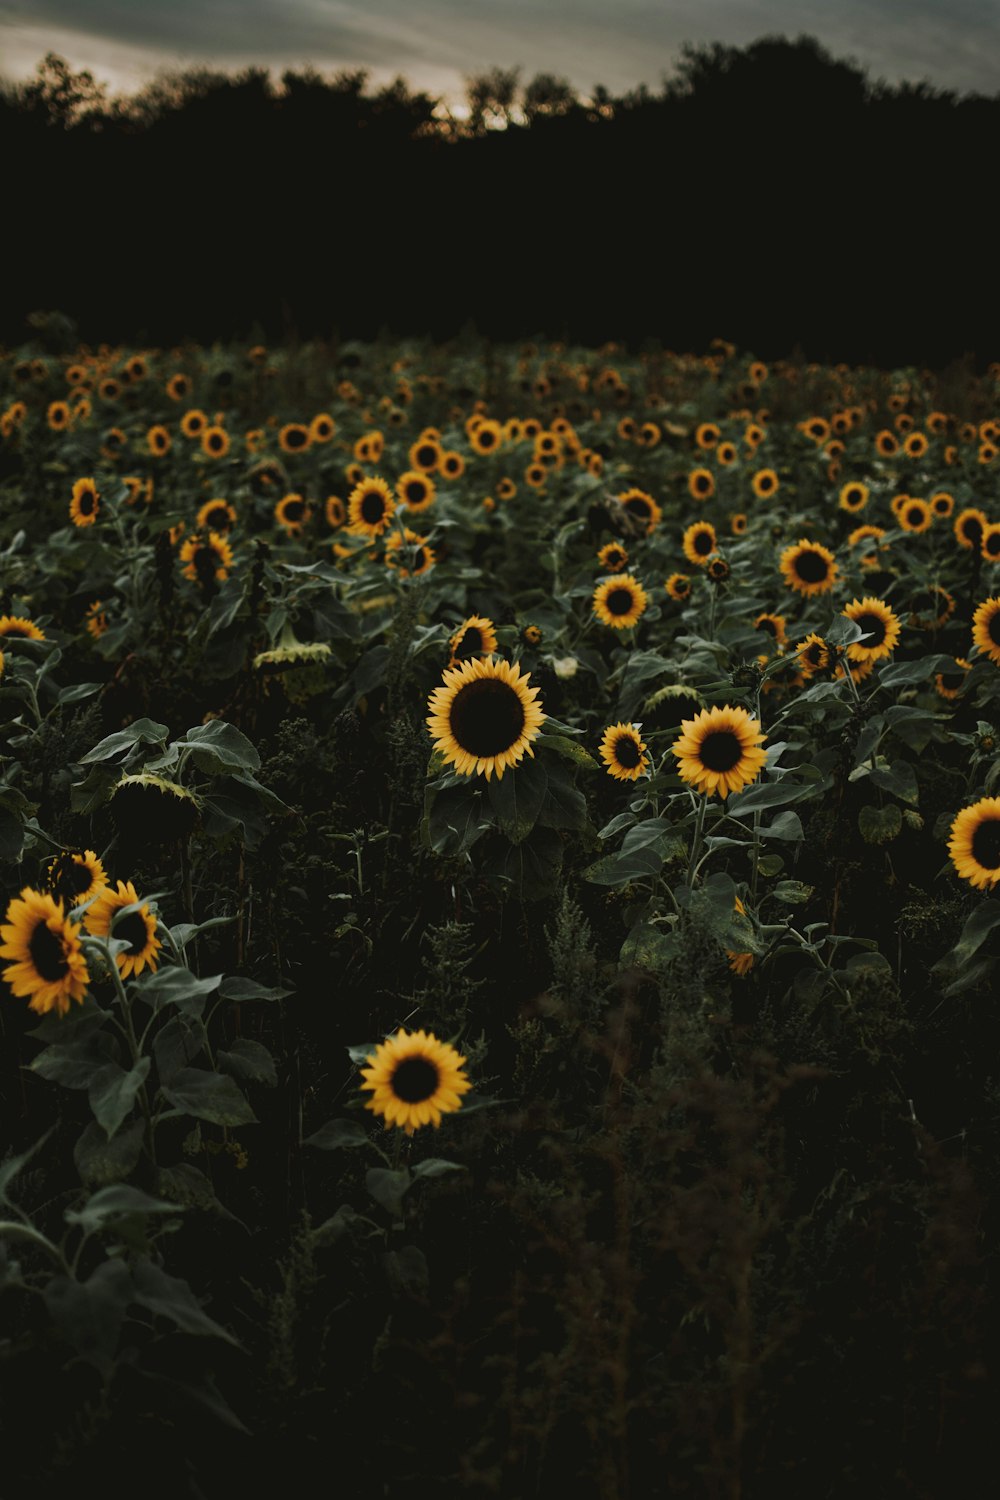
[1,0,997,104]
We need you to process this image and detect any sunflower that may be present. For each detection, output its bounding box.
[754,611,788,648]
[875,429,899,457]
[688,468,716,502]
[427,655,545,781]
[275,493,312,535]
[44,849,107,908]
[440,451,465,481]
[839,596,899,664]
[85,600,108,639]
[695,422,720,450]
[598,542,629,573]
[180,409,208,438]
[617,488,662,534]
[839,481,869,514]
[123,475,153,506]
[671,705,768,799]
[385,528,435,578]
[470,419,502,455]
[665,572,692,602]
[196,498,237,532]
[525,463,547,489]
[101,426,127,460]
[69,477,100,527]
[727,896,755,976]
[599,722,649,781]
[348,476,396,538]
[744,422,765,449]
[955,508,989,551]
[325,495,346,528]
[147,425,171,456]
[279,423,311,454]
[593,574,648,630]
[907,586,954,631]
[166,373,190,401]
[682,520,718,566]
[359,1028,472,1136]
[85,880,161,979]
[309,412,336,443]
[449,616,499,665]
[847,523,887,562]
[795,633,831,678]
[972,597,1000,664]
[898,497,932,533]
[930,491,954,519]
[981,524,1000,563]
[751,468,779,499]
[717,441,738,467]
[903,432,929,459]
[47,401,71,431]
[779,539,838,597]
[935,658,971,701]
[409,437,442,472]
[179,530,234,583]
[948,799,1000,890]
[0,615,45,641]
[801,417,830,444]
[496,477,517,501]
[396,471,436,513]
[0,889,90,1017]
[706,556,730,583]
[201,425,230,460]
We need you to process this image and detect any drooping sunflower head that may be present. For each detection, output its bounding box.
[70,477,101,527]
[593,574,649,630]
[84,879,161,980]
[599,722,649,782]
[682,521,718,567]
[948,798,1000,890]
[0,615,46,643]
[449,615,498,665]
[843,596,900,663]
[45,849,107,907]
[0,888,90,1017]
[642,683,705,733]
[348,476,396,538]
[427,655,545,780]
[671,704,768,799]
[359,1028,472,1135]
[972,596,1000,665]
[779,539,838,597]
[110,772,201,848]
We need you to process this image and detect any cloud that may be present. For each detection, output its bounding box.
[1,0,997,99]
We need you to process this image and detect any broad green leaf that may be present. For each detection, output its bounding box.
[366,1167,411,1218]
[65,1184,180,1232]
[218,975,292,1002]
[74,1119,146,1187]
[88,1058,150,1140]
[160,1068,257,1126]
[218,1039,278,1086]
[488,758,548,844]
[173,720,261,775]
[78,718,169,764]
[132,1259,240,1345]
[304,1118,373,1150]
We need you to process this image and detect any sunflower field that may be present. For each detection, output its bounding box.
[1,336,999,1498]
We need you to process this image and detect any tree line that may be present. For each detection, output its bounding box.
[3,36,998,365]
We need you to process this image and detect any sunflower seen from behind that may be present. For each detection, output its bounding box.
[359,1029,472,1136]
[0,888,90,1016]
[427,656,545,781]
[672,705,767,799]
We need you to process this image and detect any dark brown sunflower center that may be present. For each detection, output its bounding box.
[79,492,96,514]
[416,445,436,466]
[57,859,95,898]
[624,497,652,518]
[905,506,923,526]
[971,819,1000,870]
[847,488,862,504]
[805,642,826,667]
[406,481,427,504]
[759,475,774,490]
[692,529,713,556]
[759,617,778,637]
[391,1056,440,1103]
[794,549,829,583]
[455,627,483,659]
[114,910,149,953]
[283,499,305,522]
[695,475,710,492]
[29,920,69,983]
[614,735,642,769]
[988,611,1000,647]
[209,433,223,449]
[449,678,525,757]
[699,730,742,772]
[360,490,386,523]
[606,587,636,615]
[207,507,229,527]
[962,518,984,544]
[855,613,887,647]
[2,625,30,638]
[286,429,306,448]
[479,430,495,447]
[987,534,1000,556]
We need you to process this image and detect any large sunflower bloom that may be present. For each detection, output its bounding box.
[427,656,545,780]
[972,597,1000,664]
[85,880,161,979]
[0,888,90,1016]
[348,476,396,538]
[359,1028,472,1135]
[842,597,901,664]
[779,539,838,597]
[599,722,649,781]
[593,574,648,629]
[948,799,1000,890]
[671,705,768,799]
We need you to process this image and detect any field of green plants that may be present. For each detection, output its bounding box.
[1,335,998,1497]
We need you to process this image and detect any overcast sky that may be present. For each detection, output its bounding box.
[1,0,997,102]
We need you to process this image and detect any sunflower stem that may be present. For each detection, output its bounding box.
[105,947,158,1167]
[686,796,709,888]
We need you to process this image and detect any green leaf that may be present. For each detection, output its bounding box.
[43,1259,133,1366]
[869,761,919,806]
[481,826,563,899]
[218,975,292,1002]
[772,880,814,904]
[141,967,223,1015]
[173,720,261,776]
[352,644,390,701]
[78,718,169,764]
[74,1119,145,1187]
[366,1167,412,1218]
[877,655,947,688]
[156,1163,237,1218]
[0,1127,54,1205]
[761,810,804,842]
[858,803,903,844]
[160,1068,257,1126]
[153,1015,206,1085]
[488,758,548,844]
[536,759,589,831]
[88,1058,151,1140]
[584,847,663,887]
[536,733,599,770]
[424,782,492,856]
[31,1035,116,1090]
[168,915,235,950]
[411,1158,465,1179]
[132,1259,239,1345]
[218,1039,277,1086]
[727,780,814,815]
[943,900,1000,970]
[65,1184,181,1232]
[619,921,677,972]
[304,1118,373,1150]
